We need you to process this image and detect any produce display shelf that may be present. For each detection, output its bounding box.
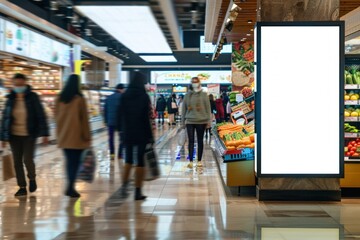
[345,117,360,122]
[345,85,360,89]
[345,157,360,162]
[345,100,360,105]
[345,133,359,138]
[212,129,254,163]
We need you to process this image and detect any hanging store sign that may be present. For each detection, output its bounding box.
[151,70,232,84]
[2,18,70,67]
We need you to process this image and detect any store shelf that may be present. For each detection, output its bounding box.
[212,129,254,163]
[345,85,360,89]
[345,117,360,122]
[345,133,359,138]
[345,100,360,105]
[345,157,360,162]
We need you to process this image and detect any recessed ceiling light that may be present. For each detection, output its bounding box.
[248,20,253,24]
[139,55,177,62]
[76,6,172,54]
[250,29,254,32]
[247,33,251,36]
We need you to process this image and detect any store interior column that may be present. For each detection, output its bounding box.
[108,63,122,87]
[256,0,341,201]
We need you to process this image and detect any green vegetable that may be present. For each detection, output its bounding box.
[346,75,353,84]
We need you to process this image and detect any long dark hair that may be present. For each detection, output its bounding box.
[59,74,82,103]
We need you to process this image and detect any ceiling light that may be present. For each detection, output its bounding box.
[139,55,177,62]
[250,29,254,31]
[248,20,253,24]
[50,1,58,11]
[247,33,251,36]
[85,29,92,36]
[231,4,238,11]
[33,0,42,1]
[76,6,172,53]
[55,11,65,17]
[225,21,234,32]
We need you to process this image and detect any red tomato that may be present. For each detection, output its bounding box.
[351,147,357,152]
[353,153,360,157]
[350,151,355,156]
[351,141,357,145]
[346,152,351,156]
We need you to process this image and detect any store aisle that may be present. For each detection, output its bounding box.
[0,128,360,239]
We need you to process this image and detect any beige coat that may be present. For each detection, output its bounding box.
[55,96,91,149]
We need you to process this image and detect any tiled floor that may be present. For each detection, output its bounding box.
[1,126,360,239]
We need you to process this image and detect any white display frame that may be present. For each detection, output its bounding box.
[255,22,345,177]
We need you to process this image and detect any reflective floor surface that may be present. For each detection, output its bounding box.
[0,126,360,239]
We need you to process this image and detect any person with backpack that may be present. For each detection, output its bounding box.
[104,84,125,160]
[55,74,91,198]
[0,73,49,197]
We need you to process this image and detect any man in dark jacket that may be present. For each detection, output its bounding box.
[156,95,166,125]
[104,84,125,160]
[0,73,49,196]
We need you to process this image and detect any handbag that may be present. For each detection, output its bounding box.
[77,148,96,183]
[171,101,178,109]
[144,144,160,181]
[2,149,15,181]
[178,129,187,146]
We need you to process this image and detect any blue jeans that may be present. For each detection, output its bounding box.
[157,111,164,123]
[108,126,124,158]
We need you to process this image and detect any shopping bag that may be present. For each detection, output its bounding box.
[77,148,96,183]
[2,150,15,181]
[178,129,187,146]
[144,144,160,181]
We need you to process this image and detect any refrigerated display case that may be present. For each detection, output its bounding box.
[341,55,360,191]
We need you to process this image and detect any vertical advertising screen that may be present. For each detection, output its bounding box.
[256,22,344,177]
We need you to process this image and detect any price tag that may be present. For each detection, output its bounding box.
[345,100,359,105]
[345,157,349,161]
[345,85,359,89]
[345,117,358,122]
[236,94,244,103]
[345,133,358,138]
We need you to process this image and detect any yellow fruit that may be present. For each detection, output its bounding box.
[355,94,360,99]
[351,111,359,117]
[345,95,350,100]
[350,95,359,100]
[345,111,350,117]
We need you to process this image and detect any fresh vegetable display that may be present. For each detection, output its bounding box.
[345,66,360,85]
[344,123,359,133]
[241,87,253,98]
[345,138,360,157]
[216,122,255,150]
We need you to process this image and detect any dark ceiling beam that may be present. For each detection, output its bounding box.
[73,0,149,5]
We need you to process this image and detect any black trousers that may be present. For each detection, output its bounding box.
[125,144,146,167]
[63,149,84,191]
[186,124,207,162]
[9,136,36,188]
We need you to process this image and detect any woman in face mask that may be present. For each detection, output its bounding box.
[0,73,49,197]
[181,77,211,169]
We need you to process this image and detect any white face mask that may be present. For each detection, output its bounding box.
[192,83,201,91]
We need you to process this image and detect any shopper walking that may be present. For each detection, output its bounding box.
[104,84,125,160]
[167,94,178,126]
[215,96,225,123]
[118,72,153,201]
[222,92,230,121]
[55,74,91,198]
[0,73,49,197]
[205,94,217,138]
[181,77,211,169]
[155,94,166,125]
